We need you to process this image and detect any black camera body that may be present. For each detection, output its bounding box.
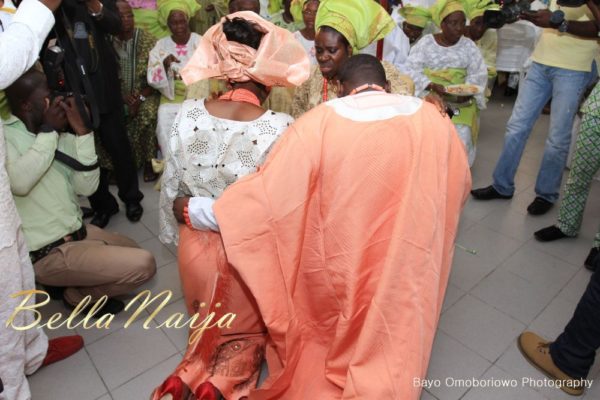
[483,0,578,29]
[42,0,101,130]
[43,45,69,94]
[483,0,533,29]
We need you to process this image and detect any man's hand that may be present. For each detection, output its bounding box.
[173,196,191,224]
[86,0,103,14]
[125,94,141,117]
[39,0,62,12]
[163,54,180,71]
[60,97,90,135]
[520,10,553,28]
[43,97,68,132]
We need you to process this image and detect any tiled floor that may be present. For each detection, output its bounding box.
[28,92,600,399]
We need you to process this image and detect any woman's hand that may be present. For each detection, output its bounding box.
[424,93,447,116]
[427,82,447,96]
[163,54,180,71]
[173,196,191,224]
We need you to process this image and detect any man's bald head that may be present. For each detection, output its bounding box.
[338,54,389,97]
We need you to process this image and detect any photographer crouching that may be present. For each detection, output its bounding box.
[471,0,599,215]
[4,68,156,316]
[51,0,145,228]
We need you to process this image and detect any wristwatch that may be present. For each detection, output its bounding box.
[558,20,569,33]
[139,95,147,102]
[89,2,104,18]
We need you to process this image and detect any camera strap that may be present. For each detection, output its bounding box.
[54,149,99,172]
[55,7,101,130]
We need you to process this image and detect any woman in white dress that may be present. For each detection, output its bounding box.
[291,0,319,65]
[148,0,201,157]
[153,11,309,400]
[405,0,488,166]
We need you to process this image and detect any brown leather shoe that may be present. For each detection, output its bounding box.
[517,332,585,396]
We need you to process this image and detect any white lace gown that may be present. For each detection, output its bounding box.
[148,33,201,157]
[0,0,53,398]
[405,34,488,165]
[159,99,294,244]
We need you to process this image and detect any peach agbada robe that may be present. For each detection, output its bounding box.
[214,91,472,399]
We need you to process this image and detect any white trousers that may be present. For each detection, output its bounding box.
[0,228,48,400]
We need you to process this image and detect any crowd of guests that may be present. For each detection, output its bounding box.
[1,0,600,399]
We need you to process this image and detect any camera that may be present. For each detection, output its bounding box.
[483,0,533,29]
[42,0,101,130]
[483,0,570,29]
[43,45,68,94]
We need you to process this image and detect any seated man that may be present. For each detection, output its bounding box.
[182,54,471,399]
[4,69,157,315]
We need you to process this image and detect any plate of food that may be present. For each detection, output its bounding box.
[444,84,482,97]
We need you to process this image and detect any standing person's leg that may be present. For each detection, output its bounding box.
[0,229,48,400]
[33,224,156,307]
[550,255,600,379]
[90,106,144,224]
[534,67,590,204]
[490,63,553,196]
[518,255,600,396]
[556,114,600,235]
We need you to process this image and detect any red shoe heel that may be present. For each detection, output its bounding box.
[154,375,186,400]
[195,382,219,400]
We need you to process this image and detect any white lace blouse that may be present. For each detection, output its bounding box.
[159,99,294,244]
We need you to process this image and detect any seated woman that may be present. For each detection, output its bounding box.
[148,0,201,158]
[290,0,414,118]
[405,0,487,166]
[153,11,309,400]
[464,0,499,96]
[399,5,432,45]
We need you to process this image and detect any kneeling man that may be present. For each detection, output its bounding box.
[4,69,156,315]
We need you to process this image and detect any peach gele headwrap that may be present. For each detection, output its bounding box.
[180,11,310,88]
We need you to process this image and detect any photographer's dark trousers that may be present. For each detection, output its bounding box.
[89,107,143,212]
[550,253,600,379]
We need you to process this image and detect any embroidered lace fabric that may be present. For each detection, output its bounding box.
[159,99,294,244]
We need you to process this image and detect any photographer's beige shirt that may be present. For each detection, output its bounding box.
[531,0,599,72]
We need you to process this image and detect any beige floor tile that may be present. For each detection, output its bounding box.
[110,354,181,400]
[29,350,107,400]
[423,331,491,400]
[86,319,178,389]
[471,268,557,324]
[439,295,525,362]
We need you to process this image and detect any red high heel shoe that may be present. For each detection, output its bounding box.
[153,377,220,400]
[154,375,188,400]
[195,382,219,400]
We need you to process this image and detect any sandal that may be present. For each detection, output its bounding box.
[144,161,159,182]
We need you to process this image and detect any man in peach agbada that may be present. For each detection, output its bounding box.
[188,54,471,399]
